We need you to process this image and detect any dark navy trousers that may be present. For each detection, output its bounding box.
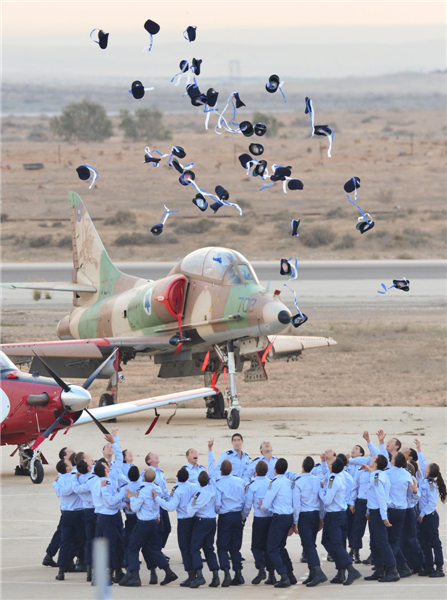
[387,507,407,566]
[127,519,169,572]
[57,510,85,568]
[123,513,137,567]
[217,511,244,571]
[369,509,396,568]
[321,511,351,571]
[298,511,321,568]
[350,498,368,549]
[46,512,62,557]
[83,508,96,566]
[420,511,444,568]
[158,508,171,549]
[96,513,121,569]
[346,507,354,547]
[177,517,195,572]
[400,507,424,569]
[190,517,219,572]
[251,516,273,570]
[267,513,294,575]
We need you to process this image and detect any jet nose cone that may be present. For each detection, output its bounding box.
[278,310,291,325]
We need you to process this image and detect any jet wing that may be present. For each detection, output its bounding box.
[74,387,219,426]
[2,282,97,293]
[267,335,336,360]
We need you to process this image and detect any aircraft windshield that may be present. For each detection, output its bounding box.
[180,247,259,284]
[0,351,16,372]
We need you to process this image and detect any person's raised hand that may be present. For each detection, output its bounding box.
[361,464,373,472]
[152,488,158,498]
[111,428,118,437]
[208,438,214,451]
[377,429,386,444]
[320,453,326,462]
[414,438,421,452]
[363,431,370,443]
[104,433,114,444]
[101,480,107,487]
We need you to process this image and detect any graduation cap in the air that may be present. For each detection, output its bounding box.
[254,123,267,137]
[393,278,410,292]
[280,259,294,277]
[184,26,197,42]
[186,83,206,106]
[179,170,196,186]
[206,88,219,108]
[291,219,300,236]
[238,153,253,169]
[291,313,308,328]
[151,205,178,236]
[172,146,186,159]
[249,143,264,156]
[143,154,161,165]
[191,58,202,76]
[271,166,292,181]
[287,179,304,191]
[356,214,375,234]
[193,193,208,212]
[129,80,154,100]
[253,160,268,177]
[143,19,160,51]
[304,97,314,136]
[265,74,286,102]
[76,164,98,189]
[344,177,361,195]
[90,29,109,49]
[240,121,254,137]
[215,185,230,201]
[314,125,334,157]
[234,93,245,109]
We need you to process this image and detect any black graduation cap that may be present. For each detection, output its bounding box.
[271,166,292,181]
[191,58,202,76]
[304,96,312,115]
[357,219,375,234]
[151,223,164,236]
[179,170,195,186]
[76,165,91,181]
[238,153,252,169]
[291,313,308,328]
[130,81,145,100]
[144,155,161,165]
[254,123,267,136]
[144,19,160,35]
[291,219,300,236]
[172,146,186,159]
[210,201,223,213]
[185,26,197,42]
[186,83,206,106]
[239,121,254,137]
[266,74,281,93]
[193,193,208,212]
[170,158,184,174]
[234,93,245,109]
[253,160,267,177]
[280,259,293,276]
[288,179,304,191]
[249,143,264,156]
[393,278,410,292]
[98,30,109,49]
[314,125,333,136]
[179,59,189,72]
[215,185,229,201]
[344,177,361,194]
[206,88,219,108]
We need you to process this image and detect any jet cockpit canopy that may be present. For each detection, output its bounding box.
[174,247,260,285]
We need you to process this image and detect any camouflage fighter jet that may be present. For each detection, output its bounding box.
[2,192,336,429]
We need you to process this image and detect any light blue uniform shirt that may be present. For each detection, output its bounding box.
[208,449,250,479]
[342,470,355,506]
[419,478,439,517]
[187,484,217,519]
[261,474,293,515]
[56,472,84,511]
[121,462,135,477]
[243,455,278,483]
[293,473,323,523]
[214,474,245,515]
[92,477,126,515]
[242,476,272,519]
[109,437,127,489]
[73,472,95,509]
[350,467,370,504]
[180,462,207,484]
[140,467,169,500]
[129,482,161,520]
[407,476,420,509]
[386,466,413,509]
[154,481,198,519]
[366,470,390,520]
[119,479,141,515]
[319,473,347,513]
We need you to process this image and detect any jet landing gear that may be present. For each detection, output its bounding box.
[204,341,241,429]
[14,445,44,484]
[225,340,241,430]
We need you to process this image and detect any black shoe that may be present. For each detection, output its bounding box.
[112,568,124,584]
[306,566,328,587]
[330,569,345,584]
[302,571,313,585]
[287,571,297,585]
[149,568,158,585]
[419,566,434,576]
[349,548,355,559]
[430,566,445,578]
[209,570,220,587]
[274,573,291,588]
[180,571,195,587]
[344,564,362,586]
[190,569,206,588]
[221,567,232,587]
[42,554,57,568]
[354,549,361,564]
[378,566,400,582]
[119,570,141,587]
[160,566,178,586]
[230,569,244,585]
[398,563,412,578]
[252,567,266,584]
[300,551,308,563]
[264,570,277,585]
[364,566,384,580]
[55,568,65,581]
[76,561,87,573]
[86,564,92,583]
[65,562,76,573]
[362,553,372,565]
[327,553,334,562]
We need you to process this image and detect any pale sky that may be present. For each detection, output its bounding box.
[2,1,446,37]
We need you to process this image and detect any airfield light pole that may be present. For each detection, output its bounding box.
[93,538,111,599]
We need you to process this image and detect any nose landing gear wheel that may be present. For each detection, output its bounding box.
[227,408,240,430]
[30,459,44,484]
[99,393,116,423]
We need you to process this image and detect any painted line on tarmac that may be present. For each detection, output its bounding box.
[1,519,57,523]
[1,564,43,570]
[2,493,55,497]
[2,581,447,587]
[0,536,52,540]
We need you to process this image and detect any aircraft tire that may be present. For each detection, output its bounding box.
[227,408,240,430]
[30,460,44,484]
[99,393,117,423]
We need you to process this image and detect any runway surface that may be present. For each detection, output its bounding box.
[1,260,446,310]
[1,406,446,600]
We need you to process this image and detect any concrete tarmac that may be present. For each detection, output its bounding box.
[1,406,446,600]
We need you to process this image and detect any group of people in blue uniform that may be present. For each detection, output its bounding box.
[43,427,446,588]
